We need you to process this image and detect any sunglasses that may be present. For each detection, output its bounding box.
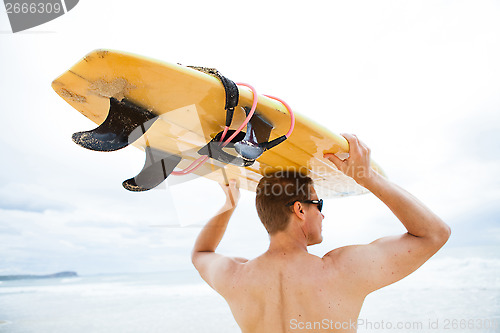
[286,199,323,212]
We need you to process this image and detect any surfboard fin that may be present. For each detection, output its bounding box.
[122,147,182,191]
[234,107,274,160]
[72,97,158,152]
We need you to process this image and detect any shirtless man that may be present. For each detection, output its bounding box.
[191,134,451,332]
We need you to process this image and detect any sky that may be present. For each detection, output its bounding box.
[0,0,499,275]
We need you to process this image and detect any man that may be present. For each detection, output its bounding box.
[191,134,451,332]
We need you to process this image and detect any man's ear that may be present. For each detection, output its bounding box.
[293,202,305,218]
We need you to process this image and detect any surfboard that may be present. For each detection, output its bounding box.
[52,49,384,198]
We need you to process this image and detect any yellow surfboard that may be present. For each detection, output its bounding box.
[52,49,384,198]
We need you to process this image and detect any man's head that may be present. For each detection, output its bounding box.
[256,169,324,243]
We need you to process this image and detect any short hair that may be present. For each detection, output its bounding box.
[255,169,314,234]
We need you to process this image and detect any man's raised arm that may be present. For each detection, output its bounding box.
[324,134,451,294]
[191,180,246,294]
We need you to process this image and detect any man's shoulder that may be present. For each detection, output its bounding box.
[322,244,368,265]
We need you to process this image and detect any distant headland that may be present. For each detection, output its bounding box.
[0,271,78,281]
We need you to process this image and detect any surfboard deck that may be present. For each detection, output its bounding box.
[52,49,384,198]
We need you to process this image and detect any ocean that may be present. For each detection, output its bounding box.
[1,246,499,333]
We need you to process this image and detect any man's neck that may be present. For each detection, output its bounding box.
[267,228,308,255]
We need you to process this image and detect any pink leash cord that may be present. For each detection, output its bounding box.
[263,94,295,138]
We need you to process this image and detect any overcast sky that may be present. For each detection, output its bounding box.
[1,0,499,275]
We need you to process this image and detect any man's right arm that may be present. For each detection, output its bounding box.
[324,134,451,294]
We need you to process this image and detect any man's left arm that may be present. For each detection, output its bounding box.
[191,180,247,294]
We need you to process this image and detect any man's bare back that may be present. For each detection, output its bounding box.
[219,251,366,332]
[192,134,451,332]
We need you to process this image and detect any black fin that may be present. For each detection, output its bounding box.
[234,108,274,160]
[245,107,273,144]
[122,147,182,192]
[72,97,158,152]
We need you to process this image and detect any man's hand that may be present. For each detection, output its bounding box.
[221,179,240,209]
[324,133,376,187]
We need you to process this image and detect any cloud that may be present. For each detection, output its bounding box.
[0,183,72,213]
